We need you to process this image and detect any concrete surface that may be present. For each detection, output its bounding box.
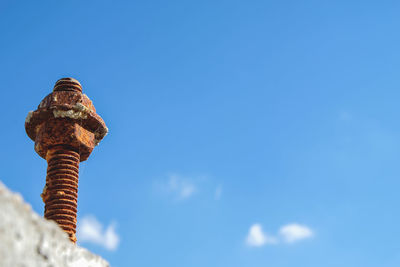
[0,182,109,267]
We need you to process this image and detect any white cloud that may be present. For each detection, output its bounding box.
[246,224,277,247]
[215,185,222,200]
[159,174,197,200]
[77,215,120,251]
[245,223,313,247]
[279,223,313,243]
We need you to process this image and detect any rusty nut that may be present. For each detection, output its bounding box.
[25,78,108,162]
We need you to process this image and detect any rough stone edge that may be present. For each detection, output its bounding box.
[0,181,110,267]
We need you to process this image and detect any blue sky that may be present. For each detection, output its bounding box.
[1,0,400,266]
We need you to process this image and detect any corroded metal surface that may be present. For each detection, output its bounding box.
[43,146,80,242]
[25,78,108,242]
[25,78,108,162]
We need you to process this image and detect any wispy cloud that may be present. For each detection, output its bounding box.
[157,173,197,200]
[279,223,313,243]
[245,223,313,247]
[246,224,277,247]
[77,215,120,251]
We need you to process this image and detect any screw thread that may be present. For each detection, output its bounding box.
[53,78,82,93]
[42,146,80,243]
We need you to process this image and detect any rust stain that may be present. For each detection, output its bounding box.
[25,78,108,243]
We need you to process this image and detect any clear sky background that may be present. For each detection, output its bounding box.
[1,1,400,266]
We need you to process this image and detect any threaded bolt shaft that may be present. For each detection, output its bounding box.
[25,78,107,243]
[53,77,82,93]
[42,145,80,242]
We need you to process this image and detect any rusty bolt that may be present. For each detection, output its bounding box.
[25,78,108,242]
